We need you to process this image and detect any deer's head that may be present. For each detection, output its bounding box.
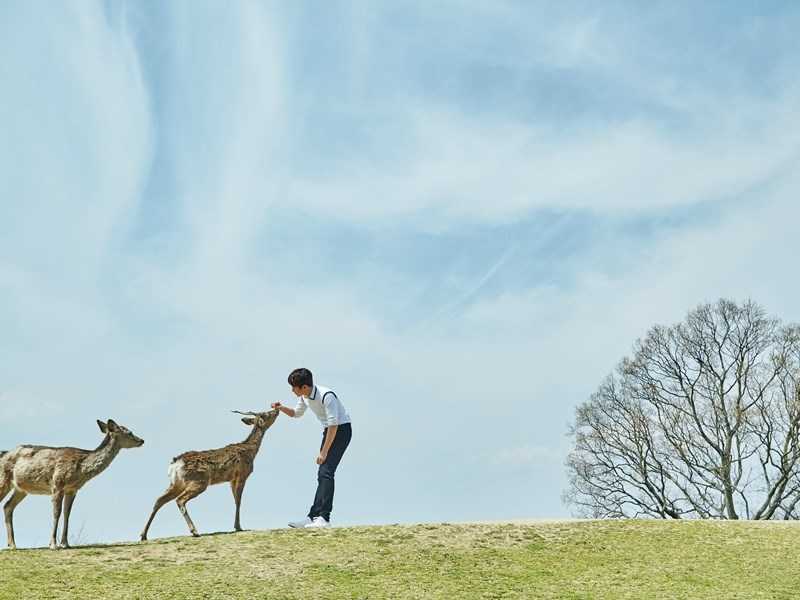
[96,419,145,448]
[233,409,279,431]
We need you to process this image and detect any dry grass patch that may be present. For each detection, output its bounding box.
[2,521,800,599]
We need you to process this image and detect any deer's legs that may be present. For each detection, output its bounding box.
[4,489,27,550]
[140,486,181,541]
[175,484,207,538]
[231,479,246,532]
[50,491,64,550]
[60,493,76,548]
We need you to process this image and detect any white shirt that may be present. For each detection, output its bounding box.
[293,385,351,428]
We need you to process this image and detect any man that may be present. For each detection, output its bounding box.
[272,367,352,528]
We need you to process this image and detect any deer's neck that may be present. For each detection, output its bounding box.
[242,426,266,452]
[81,435,122,480]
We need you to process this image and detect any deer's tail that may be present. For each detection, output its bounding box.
[0,452,8,494]
[167,458,184,484]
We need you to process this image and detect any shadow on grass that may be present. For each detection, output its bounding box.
[136,529,254,545]
[2,527,300,554]
[2,540,144,553]
[1,533,226,553]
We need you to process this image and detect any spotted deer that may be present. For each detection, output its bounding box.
[140,409,279,541]
[0,419,144,550]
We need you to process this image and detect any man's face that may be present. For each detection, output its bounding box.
[291,384,312,397]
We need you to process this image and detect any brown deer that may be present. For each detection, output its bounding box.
[140,409,278,541]
[0,419,144,550]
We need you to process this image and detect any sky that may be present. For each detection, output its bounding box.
[2,1,800,548]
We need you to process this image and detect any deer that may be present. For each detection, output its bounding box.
[140,409,279,541]
[0,419,144,550]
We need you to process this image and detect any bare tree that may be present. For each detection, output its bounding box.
[565,299,800,519]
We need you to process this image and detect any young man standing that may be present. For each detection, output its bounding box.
[271,368,352,529]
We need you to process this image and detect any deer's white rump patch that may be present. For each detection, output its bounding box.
[168,460,184,483]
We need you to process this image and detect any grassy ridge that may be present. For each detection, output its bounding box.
[1,520,800,599]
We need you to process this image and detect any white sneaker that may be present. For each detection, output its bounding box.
[304,516,330,529]
[288,517,312,528]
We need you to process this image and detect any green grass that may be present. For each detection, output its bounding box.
[2,520,800,599]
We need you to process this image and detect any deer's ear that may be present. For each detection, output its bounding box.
[242,417,255,426]
[106,419,119,432]
[97,420,108,433]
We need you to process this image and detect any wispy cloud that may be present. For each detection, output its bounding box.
[2,1,800,544]
[492,444,565,468]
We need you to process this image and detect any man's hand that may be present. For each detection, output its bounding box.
[272,402,296,418]
[316,451,328,465]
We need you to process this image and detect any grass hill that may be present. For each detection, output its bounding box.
[2,520,800,599]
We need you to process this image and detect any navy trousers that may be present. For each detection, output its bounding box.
[308,423,352,521]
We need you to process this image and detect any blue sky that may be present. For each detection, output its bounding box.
[2,1,800,547]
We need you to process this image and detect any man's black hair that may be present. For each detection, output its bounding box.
[288,368,313,388]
